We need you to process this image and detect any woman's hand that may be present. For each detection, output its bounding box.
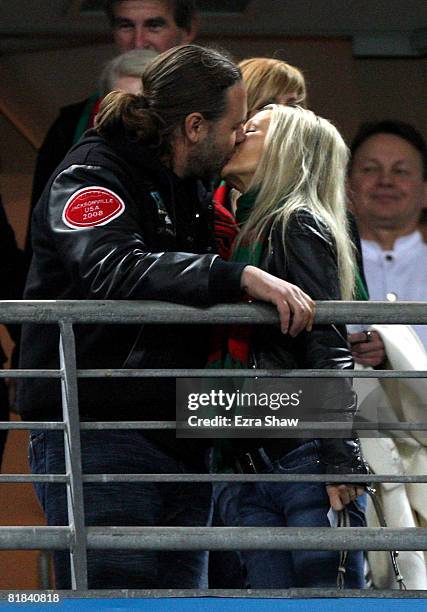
[240,265,316,336]
[348,330,386,367]
[326,484,365,511]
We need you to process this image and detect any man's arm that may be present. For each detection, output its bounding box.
[241,266,315,336]
[41,164,315,334]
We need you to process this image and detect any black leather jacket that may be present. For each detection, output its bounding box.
[17,130,246,465]
[237,210,367,476]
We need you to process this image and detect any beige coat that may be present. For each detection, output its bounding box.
[354,324,427,589]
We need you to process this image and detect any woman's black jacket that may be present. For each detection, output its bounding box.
[238,210,368,476]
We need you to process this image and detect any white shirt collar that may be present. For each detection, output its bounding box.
[362,231,424,258]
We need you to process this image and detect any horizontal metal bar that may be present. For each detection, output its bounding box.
[80,421,176,430]
[0,421,65,430]
[0,369,61,378]
[0,526,426,551]
[84,421,427,431]
[87,526,427,551]
[84,473,427,484]
[80,473,427,484]
[1,473,426,484]
[83,420,427,431]
[0,421,175,431]
[1,299,427,325]
[0,420,171,431]
[4,368,427,379]
[177,422,427,431]
[76,368,427,378]
[0,527,71,549]
[59,473,427,484]
[3,420,425,433]
[2,588,427,599]
[0,474,68,483]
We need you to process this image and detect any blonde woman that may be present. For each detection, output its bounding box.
[216,105,368,588]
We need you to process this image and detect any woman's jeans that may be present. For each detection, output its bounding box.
[29,429,212,589]
[215,440,366,588]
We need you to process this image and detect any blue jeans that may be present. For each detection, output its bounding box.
[215,440,366,588]
[29,429,212,589]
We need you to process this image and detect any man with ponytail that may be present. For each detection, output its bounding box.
[18,45,315,589]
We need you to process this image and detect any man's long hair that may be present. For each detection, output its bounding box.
[96,45,241,158]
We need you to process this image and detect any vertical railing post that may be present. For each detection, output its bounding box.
[37,550,52,589]
[59,320,88,590]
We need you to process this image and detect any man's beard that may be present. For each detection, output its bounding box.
[185,138,232,183]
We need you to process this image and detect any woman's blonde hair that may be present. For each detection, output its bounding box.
[239,57,306,117]
[238,104,356,299]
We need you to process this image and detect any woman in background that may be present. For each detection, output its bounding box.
[241,57,306,115]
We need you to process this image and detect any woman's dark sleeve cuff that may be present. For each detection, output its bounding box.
[208,257,247,304]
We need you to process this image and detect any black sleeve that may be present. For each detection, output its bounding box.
[42,164,245,306]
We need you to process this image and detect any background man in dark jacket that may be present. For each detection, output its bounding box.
[0,194,27,469]
[18,44,315,590]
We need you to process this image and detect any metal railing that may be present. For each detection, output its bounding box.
[1,299,427,598]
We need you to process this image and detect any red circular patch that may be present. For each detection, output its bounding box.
[62,186,125,229]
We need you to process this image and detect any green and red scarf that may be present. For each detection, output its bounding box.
[209,189,263,369]
[73,92,102,144]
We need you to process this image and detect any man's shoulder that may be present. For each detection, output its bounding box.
[48,95,97,138]
[50,134,158,205]
[58,97,91,121]
[42,97,95,147]
[54,132,122,175]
